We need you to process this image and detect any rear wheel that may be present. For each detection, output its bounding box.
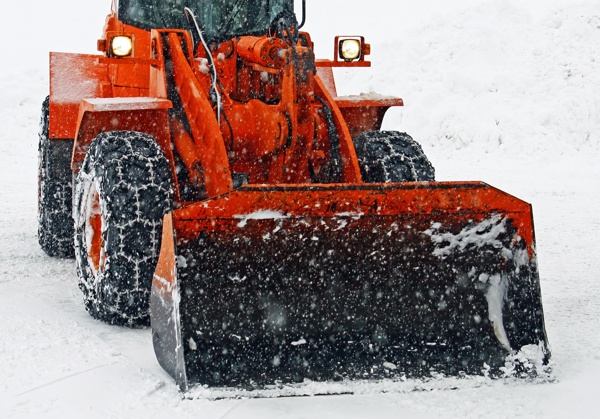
[353,131,435,182]
[38,96,75,258]
[74,131,172,326]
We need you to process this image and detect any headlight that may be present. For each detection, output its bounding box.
[339,39,361,61]
[111,36,133,57]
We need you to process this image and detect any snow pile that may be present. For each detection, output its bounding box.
[501,343,553,379]
[328,0,600,169]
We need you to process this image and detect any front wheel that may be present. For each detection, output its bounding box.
[353,131,435,182]
[74,131,172,326]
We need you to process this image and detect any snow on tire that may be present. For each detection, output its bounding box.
[74,131,172,327]
[38,96,75,258]
[353,131,435,182]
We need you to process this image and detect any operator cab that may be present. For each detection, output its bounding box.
[117,0,296,43]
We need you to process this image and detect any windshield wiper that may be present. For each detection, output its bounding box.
[219,0,249,37]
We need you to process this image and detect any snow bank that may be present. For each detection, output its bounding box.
[324,0,600,170]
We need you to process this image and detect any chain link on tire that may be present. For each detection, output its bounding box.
[38,96,75,258]
[353,131,435,182]
[74,131,172,326]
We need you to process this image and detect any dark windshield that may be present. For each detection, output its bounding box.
[119,0,294,42]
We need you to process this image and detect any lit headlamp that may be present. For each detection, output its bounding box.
[339,38,361,61]
[111,36,133,57]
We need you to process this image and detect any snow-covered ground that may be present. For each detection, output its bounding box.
[1,0,599,417]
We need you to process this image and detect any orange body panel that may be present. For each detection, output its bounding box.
[50,15,156,140]
[72,97,173,172]
[316,65,404,141]
[336,96,404,138]
[49,53,111,139]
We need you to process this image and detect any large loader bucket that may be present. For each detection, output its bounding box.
[150,182,549,391]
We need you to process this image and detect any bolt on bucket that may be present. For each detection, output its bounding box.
[150,182,550,391]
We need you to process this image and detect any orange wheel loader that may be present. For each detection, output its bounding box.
[38,0,550,391]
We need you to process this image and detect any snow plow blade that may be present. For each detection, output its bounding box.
[150,181,549,391]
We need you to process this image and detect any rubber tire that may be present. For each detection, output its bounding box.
[353,131,435,182]
[74,131,172,327]
[38,96,75,258]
